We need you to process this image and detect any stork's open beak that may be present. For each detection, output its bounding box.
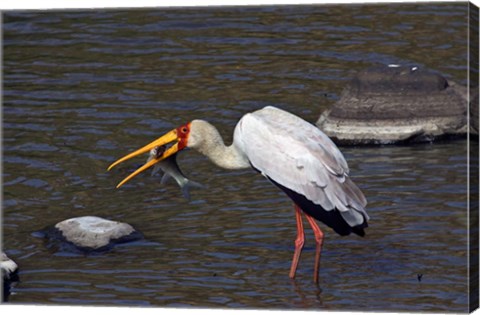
[107,129,180,188]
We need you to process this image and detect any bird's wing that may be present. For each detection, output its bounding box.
[236,106,368,226]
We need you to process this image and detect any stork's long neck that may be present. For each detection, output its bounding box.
[189,120,250,170]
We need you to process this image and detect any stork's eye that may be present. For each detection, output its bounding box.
[181,127,188,133]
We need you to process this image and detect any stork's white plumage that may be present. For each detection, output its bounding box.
[108,106,369,283]
[236,107,368,227]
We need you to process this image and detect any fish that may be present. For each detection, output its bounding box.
[147,145,204,200]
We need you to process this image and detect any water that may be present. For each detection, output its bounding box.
[2,3,473,312]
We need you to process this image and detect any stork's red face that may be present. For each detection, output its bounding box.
[107,122,191,188]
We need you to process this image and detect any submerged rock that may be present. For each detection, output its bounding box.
[316,65,468,145]
[1,252,19,301]
[49,216,143,252]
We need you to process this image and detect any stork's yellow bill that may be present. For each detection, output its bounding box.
[107,123,191,188]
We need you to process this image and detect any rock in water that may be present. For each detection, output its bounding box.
[316,65,468,145]
[52,216,143,252]
[1,252,19,301]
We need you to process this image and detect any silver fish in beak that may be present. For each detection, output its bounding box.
[147,146,204,201]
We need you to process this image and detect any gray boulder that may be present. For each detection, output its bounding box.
[1,252,19,301]
[52,216,143,252]
[316,65,468,145]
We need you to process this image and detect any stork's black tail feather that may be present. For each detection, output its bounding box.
[271,178,367,237]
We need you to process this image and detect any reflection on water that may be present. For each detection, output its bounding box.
[2,3,471,312]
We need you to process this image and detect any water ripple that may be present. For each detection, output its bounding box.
[2,3,470,312]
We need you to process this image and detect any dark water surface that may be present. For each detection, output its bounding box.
[2,3,472,312]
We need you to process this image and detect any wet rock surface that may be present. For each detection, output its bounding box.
[316,66,468,145]
[46,216,143,253]
[1,252,19,301]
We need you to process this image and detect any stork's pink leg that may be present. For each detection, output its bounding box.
[289,204,305,279]
[305,213,324,284]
